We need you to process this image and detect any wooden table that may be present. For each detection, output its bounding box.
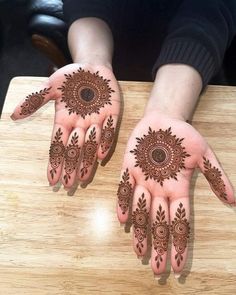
[0,77,236,295]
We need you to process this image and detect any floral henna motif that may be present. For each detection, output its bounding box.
[203,157,228,201]
[49,128,65,179]
[64,133,81,184]
[170,203,190,267]
[132,193,149,254]
[151,205,169,269]
[19,87,51,116]
[58,68,114,118]
[101,116,115,153]
[80,127,98,178]
[117,168,133,214]
[130,127,190,186]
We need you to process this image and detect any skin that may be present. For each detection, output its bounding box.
[10,17,236,278]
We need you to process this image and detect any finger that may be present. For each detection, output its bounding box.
[61,127,85,189]
[151,196,169,276]
[78,124,101,182]
[47,125,70,186]
[97,114,119,160]
[170,197,190,277]
[198,148,235,206]
[117,168,135,224]
[132,185,151,258]
[11,82,53,120]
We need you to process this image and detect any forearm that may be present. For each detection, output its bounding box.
[67,17,113,69]
[145,64,202,121]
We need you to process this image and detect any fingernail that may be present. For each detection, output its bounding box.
[174,272,181,279]
[137,255,143,260]
[120,222,125,228]
[154,274,161,280]
[10,113,17,121]
[97,159,102,164]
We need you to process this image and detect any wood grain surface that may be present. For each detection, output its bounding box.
[0,77,236,295]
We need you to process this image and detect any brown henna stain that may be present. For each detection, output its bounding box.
[19,87,51,116]
[203,157,228,201]
[80,127,98,178]
[49,128,65,179]
[130,127,190,186]
[151,205,169,269]
[64,133,81,184]
[117,168,133,214]
[101,115,115,154]
[170,203,190,267]
[58,68,114,118]
[132,193,149,254]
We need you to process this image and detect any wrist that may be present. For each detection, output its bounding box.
[73,54,113,71]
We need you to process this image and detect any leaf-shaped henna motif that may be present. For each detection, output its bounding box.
[64,133,81,184]
[49,128,65,179]
[130,127,190,186]
[151,205,169,269]
[170,203,190,267]
[117,168,133,214]
[132,193,149,254]
[58,68,114,118]
[20,87,51,116]
[203,157,228,201]
[80,127,98,178]
[101,115,115,153]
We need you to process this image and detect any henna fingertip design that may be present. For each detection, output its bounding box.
[170,203,190,267]
[132,193,149,254]
[203,157,228,201]
[101,115,115,154]
[117,168,133,215]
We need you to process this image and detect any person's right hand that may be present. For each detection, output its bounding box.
[11,63,120,189]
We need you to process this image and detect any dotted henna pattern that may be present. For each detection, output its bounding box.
[170,203,190,267]
[49,128,65,179]
[132,193,149,254]
[203,157,228,201]
[151,205,169,269]
[80,127,98,178]
[20,87,51,116]
[58,68,114,118]
[101,116,115,153]
[117,168,133,214]
[130,127,190,186]
[64,133,81,184]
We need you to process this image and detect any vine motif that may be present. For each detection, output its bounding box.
[101,115,115,153]
[117,168,133,214]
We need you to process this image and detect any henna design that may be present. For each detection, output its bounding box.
[151,205,169,269]
[58,68,114,118]
[101,115,115,154]
[117,169,133,214]
[19,87,51,116]
[80,127,98,178]
[49,128,65,179]
[132,193,149,254]
[130,127,190,186]
[170,203,190,267]
[64,133,81,184]
[203,157,228,201]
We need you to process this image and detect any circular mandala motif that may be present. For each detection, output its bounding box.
[58,68,114,118]
[130,127,190,185]
[50,142,64,158]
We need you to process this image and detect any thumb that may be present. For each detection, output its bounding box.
[198,147,235,206]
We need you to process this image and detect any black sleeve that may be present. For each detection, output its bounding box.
[153,0,236,87]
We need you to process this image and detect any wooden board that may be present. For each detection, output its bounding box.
[0,77,236,294]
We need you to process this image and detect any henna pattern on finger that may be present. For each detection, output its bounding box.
[117,169,133,214]
[49,128,65,179]
[170,203,190,267]
[101,116,115,153]
[151,205,169,269]
[130,127,190,186]
[80,127,98,178]
[64,133,81,184]
[19,87,51,116]
[58,68,114,118]
[203,157,228,201]
[132,193,149,254]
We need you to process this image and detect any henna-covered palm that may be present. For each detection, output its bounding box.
[117,112,235,277]
[11,63,120,188]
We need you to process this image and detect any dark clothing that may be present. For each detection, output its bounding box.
[63,0,236,87]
